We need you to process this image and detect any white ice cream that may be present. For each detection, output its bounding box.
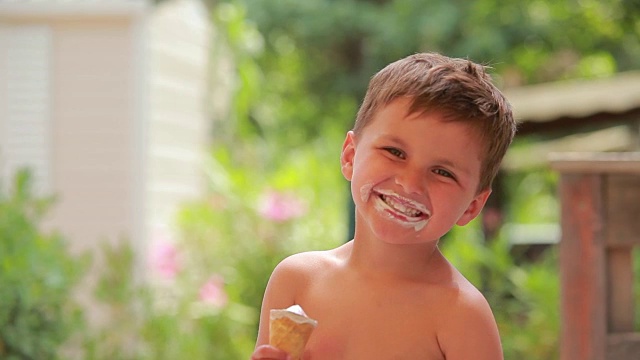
[270,305,318,326]
[366,187,431,231]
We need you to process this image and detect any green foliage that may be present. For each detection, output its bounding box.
[78,239,253,360]
[209,0,640,161]
[81,242,259,360]
[80,242,142,360]
[229,0,639,88]
[78,136,347,359]
[506,168,560,224]
[173,140,344,357]
[211,2,358,154]
[175,139,347,320]
[0,169,86,360]
[442,222,560,359]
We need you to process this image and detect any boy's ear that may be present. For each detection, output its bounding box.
[456,188,492,226]
[340,131,356,181]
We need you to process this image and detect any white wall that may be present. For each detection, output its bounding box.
[145,0,214,247]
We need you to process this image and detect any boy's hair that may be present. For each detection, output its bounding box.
[353,52,516,192]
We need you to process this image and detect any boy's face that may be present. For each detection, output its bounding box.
[341,98,491,245]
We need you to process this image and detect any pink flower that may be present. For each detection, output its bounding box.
[258,190,307,222]
[199,275,228,308]
[149,240,180,280]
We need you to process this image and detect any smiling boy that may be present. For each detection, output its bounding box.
[251,52,516,360]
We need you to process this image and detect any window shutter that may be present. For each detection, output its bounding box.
[0,25,52,195]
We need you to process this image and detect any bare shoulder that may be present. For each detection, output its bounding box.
[263,243,349,305]
[255,244,348,346]
[272,244,346,282]
[436,267,503,360]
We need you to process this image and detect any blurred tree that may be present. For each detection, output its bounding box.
[141,2,640,357]
[0,170,86,360]
[196,0,640,150]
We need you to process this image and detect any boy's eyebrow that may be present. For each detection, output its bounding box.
[379,134,407,146]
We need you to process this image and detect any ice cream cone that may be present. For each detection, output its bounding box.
[269,305,317,360]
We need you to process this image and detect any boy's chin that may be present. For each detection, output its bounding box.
[370,225,438,246]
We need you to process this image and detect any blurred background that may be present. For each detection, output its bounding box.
[1,0,639,359]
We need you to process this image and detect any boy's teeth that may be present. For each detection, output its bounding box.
[381,194,422,217]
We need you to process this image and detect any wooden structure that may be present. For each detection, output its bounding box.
[551,152,640,360]
[503,71,640,171]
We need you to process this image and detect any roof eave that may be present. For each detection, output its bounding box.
[0,1,150,19]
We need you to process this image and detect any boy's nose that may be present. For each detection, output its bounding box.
[394,168,425,195]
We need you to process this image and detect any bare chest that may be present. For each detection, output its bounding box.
[304,316,444,360]
[299,274,449,360]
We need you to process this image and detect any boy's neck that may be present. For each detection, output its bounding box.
[346,236,442,281]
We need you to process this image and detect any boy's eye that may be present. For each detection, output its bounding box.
[383,147,405,159]
[434,168,454,179]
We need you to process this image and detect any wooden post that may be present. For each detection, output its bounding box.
[550,152,640,360]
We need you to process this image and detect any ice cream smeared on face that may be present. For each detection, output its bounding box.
[360,183,375,203]
[371,188,431,231]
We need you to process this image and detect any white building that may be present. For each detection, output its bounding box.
[0,0,230,280]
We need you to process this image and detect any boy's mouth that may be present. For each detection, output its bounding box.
[372,189,431,228]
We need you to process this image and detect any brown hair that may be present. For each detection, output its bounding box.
[353,52,516,192]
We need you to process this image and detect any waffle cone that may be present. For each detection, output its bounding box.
[269,309,317,360]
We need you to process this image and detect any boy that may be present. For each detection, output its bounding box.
[251,52,516,360]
